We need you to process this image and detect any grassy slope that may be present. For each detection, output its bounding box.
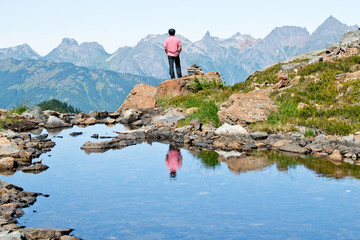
[157,53,360,136]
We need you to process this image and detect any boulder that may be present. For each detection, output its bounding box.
[22,164,49,173]
[21,106,43,119]
[21,228,74,240]
[89,110,108,120]
[215,123,249,137]
[118,84,157,111]
[155,78,190,99]
[0,230,27,240]
[0,138,20,158]
[333,29,360,48]
[122,110,141,124]
[327,149,343,162]
[217,89,278,125]
[250,132,269,140]
[45,116,72,129]
[189,119,202,131]
[279,143,310,154]
[308,56,324,64]
[43,110,60,117]
[83,118,96,125]
[105,118,116,125]
[0,157,15,170]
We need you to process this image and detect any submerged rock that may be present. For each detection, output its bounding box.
[22,164,49,173]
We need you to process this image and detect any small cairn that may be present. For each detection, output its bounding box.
[187,64,204,76]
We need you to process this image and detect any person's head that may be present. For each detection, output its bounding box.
[168,28,176,36]
[170,171,177,179]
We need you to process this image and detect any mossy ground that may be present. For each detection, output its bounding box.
[247,54,360,135]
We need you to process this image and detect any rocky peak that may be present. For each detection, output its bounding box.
[300,16,358,54]
[0,43,41,60]
[60,38,79,46]
[220,33,260,50]
[256,26,309,53]
[193,31,224,58]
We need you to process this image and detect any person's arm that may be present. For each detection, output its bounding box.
[165,46,168,54]
[178,45,182,53]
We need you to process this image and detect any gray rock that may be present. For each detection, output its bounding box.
[250,132,268,140]
[308,56,323,64]
[21,106,43,119]
[242,142,258,151]
[122,109,141,124]
[151,114,185,125]
[201,125,216,135]
[69,132,83,137]
[0,138,21,158]
[279,143,310,154]
[342,134,354,142]
[43,110,60,117]
[343,158,355,164]
[45,116,72,129]
[0,230,27,240]
[314,134,326,143]
[190,119,202,131]
[91,134,99,139]
[89,110,108,120]
[215,123,249,137]
[21,228,74,240]
[333,29,360,48]
[280,62,307,72]
[175,125,192,134]
[22,164,49,173]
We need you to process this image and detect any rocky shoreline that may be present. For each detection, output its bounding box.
[81,115,360,165]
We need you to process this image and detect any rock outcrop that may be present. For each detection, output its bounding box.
[118,84,158,111]
[217,89,278,125]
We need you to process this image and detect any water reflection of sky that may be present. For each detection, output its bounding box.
[2,124,360,240]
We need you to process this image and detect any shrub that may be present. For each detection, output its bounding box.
[37,99,81,113]
[11,104,29,115]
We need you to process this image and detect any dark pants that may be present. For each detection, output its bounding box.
[168,55,182,79]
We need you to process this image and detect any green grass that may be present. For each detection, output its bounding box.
[10,104,29,115]
[250,53,360,135]
[156,84,238,127]
[178,100,220,127]
[0,115,18,130]
[188,76,224,92]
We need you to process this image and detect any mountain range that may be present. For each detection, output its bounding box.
[0,16,357,85]
[0,58,162,112]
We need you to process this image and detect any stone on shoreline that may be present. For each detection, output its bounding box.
[45,116,72,129]
[22,164,49,173]
[327,149,343,162]
[21,228,74,240]
[0,157,15,170]
[215,123,249,137]
[279,143,310,155]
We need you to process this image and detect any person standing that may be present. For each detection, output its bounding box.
[164,28,182,79]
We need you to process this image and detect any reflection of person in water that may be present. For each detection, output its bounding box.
[165,145,183,179]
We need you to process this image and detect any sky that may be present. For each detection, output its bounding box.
[1,0,359,56]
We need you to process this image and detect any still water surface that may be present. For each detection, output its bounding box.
[3,124,360,240]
